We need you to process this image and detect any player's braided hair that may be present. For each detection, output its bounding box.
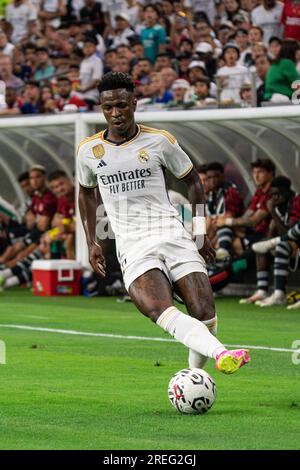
[98,72,135,94]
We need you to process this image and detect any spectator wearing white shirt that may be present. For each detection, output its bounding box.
[102,0,127,29]
[108,13,136,49]
[6,0,37,45]
[0,32,14,58]
[79,37,103,108]
[216,43,250,103]
[251,0,283,45]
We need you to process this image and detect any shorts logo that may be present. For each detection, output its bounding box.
[92,144,105,159]
[138,149,149,163]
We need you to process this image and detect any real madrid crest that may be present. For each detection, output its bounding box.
[138,149,149,163]
[92,144,105,160]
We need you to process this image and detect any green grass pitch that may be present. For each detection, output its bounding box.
[0,289,299,450]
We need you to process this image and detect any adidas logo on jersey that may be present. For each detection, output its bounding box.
[97,160,107,168]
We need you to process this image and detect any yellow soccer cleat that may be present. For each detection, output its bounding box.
[216,349,250,374]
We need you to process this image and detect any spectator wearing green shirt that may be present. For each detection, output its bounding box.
[264,39,300,101]
[140,4,167,64]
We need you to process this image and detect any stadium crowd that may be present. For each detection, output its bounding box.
[0,158,299,308]
[0,0,300,114]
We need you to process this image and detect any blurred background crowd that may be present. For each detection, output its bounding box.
[0,0,300,114]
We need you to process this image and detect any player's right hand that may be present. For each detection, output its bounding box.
[88,242,106,278]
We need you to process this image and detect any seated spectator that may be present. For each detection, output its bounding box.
[39,84,57,113]
[149,72,174,104]
[34,47,56,83]
[206,161,245,260]
[239,82,253,106]
[222,0,248,23]
[168,78,192,107]
[255,54,271,105]
[140,4,167,64]
[176,52,192,80]
[281,0,300,41]
[268,36,282,60]
[0,86,22,115]
[248,25,264,45]
[133,57,153,83]
[0,54,24,94]
[0,31,14,57]
[193,77,216,106]
[103,48,118,73]
[107,13,136,49]
[194,42,217,80]
[116,44,137,69]
[154,52,173,71]
[216,43,250,104]
[251,0,284,45]
[55,76,87,112]
[78,37,103,109]
[187,60,207,84]
[215,158,276,304]
[20,81,42,114]
[39,0,67,30]
[6,0,38,45]
[235,29,252,67]
[12,47,32,82]
[131,41,144,60]
[264,38,300,102]
[160,66,178,91]
[112,55,131,74]
[80,0,106,36]
[169,11,191,50]
[247,176,300,307]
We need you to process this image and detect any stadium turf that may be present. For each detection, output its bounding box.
[0,289,299,450]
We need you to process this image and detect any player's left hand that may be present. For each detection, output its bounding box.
[198,235,215,263]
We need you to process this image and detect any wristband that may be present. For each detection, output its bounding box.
[192,216,206,236]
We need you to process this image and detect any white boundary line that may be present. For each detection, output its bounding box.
[0,324,299,354]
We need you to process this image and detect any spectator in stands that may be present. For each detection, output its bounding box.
[0,87,22,115]
[116,44,137,70]
[248,176,300,307]
[193,77,216,106]
[206,161,245,260]
[134,57,153,83]
[268,36,282,60]
[154,52,173,72]
[78,37,103,109]
[255,54,271,105]
[281,0,300,40]
[187,60,208,84]
[103,48,118,73]
[112,55,131,73]
[12,47,32,82]
[33,47,56,83]
[149,72,174,104]
[197,163,210,198]
[216,43,250,104]
[55,76,87,112]
[40,84,57,113]
[251,0,284,45]
[194,42,217,80]
[131,41,144,60]
[0,31,14,58]
[0,54,24,94]
[168,78,192,107]
[235,29,252,67]
[239,82,253,106]
[39,0,67,30]
[6,0,37,45]
[140,4,167,63]
[125,0,140,27]
[108,13,136,49]
[216,158,275,255]
[160,66,178,91]
[248,25,264,45]
[20,81,42,114]
[264,38,300,101]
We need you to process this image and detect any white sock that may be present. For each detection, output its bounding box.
[0,268,13,279]
[189,316,218,369]
[156,307,225,359]
[4,276,20,288]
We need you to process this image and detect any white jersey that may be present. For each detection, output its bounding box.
[77,125,193,256]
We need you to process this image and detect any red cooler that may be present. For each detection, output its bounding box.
[32,260,82,296]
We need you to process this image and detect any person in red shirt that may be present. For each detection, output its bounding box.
[251,176,300,306]
[216,158,276,303]
[281,0,300,40]
[55,76,87,112]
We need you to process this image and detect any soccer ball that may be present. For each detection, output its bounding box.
[168,368,216,414]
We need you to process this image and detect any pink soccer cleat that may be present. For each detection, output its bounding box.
[216,349,250,374]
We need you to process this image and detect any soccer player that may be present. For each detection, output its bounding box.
[77,72,250,374]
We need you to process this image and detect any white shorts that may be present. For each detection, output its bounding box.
[119,236,207,291]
